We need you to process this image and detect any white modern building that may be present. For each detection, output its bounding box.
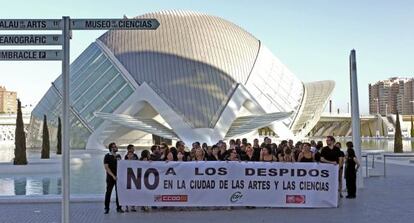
[28,10,335,150]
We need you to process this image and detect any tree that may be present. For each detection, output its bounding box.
[411,115,414,138]
[57,117,62,155]
[394,111,403,153]
[41,115,50,159]
[14,99,27,165]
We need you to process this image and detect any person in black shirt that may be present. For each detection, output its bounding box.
[345,142,360,199]
[252,138,261,161]
[320,136,341,164]
[124,144,138,160]
[104,142,123,214]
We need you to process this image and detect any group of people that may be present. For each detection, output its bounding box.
[103,136,360,214]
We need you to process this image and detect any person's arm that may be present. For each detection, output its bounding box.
[104,164,116,180]
[320,157,337,164]
[354,157,360,171]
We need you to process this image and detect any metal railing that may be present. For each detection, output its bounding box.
[383,153,414,177]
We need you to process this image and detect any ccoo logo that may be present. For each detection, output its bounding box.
[230,191,243,203]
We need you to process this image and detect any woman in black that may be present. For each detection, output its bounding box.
[345,142,360,199]
[298,142,314,162]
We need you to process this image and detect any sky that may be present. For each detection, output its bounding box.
[0,0,413,114]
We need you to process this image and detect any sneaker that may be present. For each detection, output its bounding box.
[104,208,109,214]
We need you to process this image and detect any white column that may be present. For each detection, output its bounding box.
[349,49,363,188]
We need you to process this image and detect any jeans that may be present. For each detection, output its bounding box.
[104,177,121,210]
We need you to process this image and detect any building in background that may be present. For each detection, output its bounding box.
[369,77,414,115]
[28,10,334,149]
[0,86,17,114]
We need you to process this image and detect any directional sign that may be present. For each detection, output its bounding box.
[0,18,160,30]
[0,50,62,60]
[70,18,160,30]
[0,19,61,30]
[0,34,62,45]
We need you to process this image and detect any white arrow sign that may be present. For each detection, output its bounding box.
[0,34,62,45]
[0,50,62,60]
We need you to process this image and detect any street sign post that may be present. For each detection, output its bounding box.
[0,16,159,223]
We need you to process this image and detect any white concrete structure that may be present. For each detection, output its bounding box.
[29,10,334,149]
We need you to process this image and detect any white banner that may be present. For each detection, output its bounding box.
[117,161,338,208]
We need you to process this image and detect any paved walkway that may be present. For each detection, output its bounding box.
[0,161,413,223]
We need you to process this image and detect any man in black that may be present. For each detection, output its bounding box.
[176,141,190,161]
[320,136,341,164]
[104,142,123,214]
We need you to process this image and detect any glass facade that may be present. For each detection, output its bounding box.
[245,45,304,128]
[28,43,135,149]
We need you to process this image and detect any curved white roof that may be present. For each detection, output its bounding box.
[98,10,260,128]
[290,80,335,136]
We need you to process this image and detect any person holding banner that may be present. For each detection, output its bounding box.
[103,142,124,214]
[124,145,138,212]
[320,136,341,165]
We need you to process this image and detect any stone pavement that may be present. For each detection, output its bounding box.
[0,161,413,223]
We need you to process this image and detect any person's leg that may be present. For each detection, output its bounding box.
[350,176,357,197]
[338,169,343,198]
[115,183,124,212]
[105,179,115,212]
[345,176,352,198]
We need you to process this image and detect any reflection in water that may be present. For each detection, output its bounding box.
[14,177,26,195]
[42,178,50,195]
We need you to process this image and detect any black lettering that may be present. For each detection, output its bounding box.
[320,170,329,178]
[218,167,227,175]
[205,168,216,175]
[297,169,307,177]
[257,168,266,176]
[245,168,255,176]
[144,168,159,190]
[280,168,289,176]
[269,168,277,176]
[165,167,176,175]
[309,169,319,177]
[195,167,203,175]
[126,168,141,189]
